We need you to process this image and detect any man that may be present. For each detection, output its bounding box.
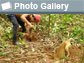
[8,14,40,45]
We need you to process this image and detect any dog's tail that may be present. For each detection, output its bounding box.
[67,38,74,42]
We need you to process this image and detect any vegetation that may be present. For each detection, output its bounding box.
[39,14,84,43]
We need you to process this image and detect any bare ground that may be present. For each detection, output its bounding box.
[0,37,84,63]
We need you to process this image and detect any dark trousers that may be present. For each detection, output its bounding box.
[8,14,26,43]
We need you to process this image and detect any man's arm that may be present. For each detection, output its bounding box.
[20,14,34,28]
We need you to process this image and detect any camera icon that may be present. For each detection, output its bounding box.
[1,2,12,11]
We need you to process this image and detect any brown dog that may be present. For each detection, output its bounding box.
[54,38,74,60]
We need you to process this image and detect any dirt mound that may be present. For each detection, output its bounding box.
[23,32,38,42]
[69,45,84,63]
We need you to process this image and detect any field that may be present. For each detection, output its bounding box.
[0,14,84,63]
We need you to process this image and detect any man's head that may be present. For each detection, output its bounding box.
[27,14,41,23]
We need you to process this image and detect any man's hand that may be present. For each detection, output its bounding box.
[30,25,34,29]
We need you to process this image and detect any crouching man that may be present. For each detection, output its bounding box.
[8,14,40,45]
